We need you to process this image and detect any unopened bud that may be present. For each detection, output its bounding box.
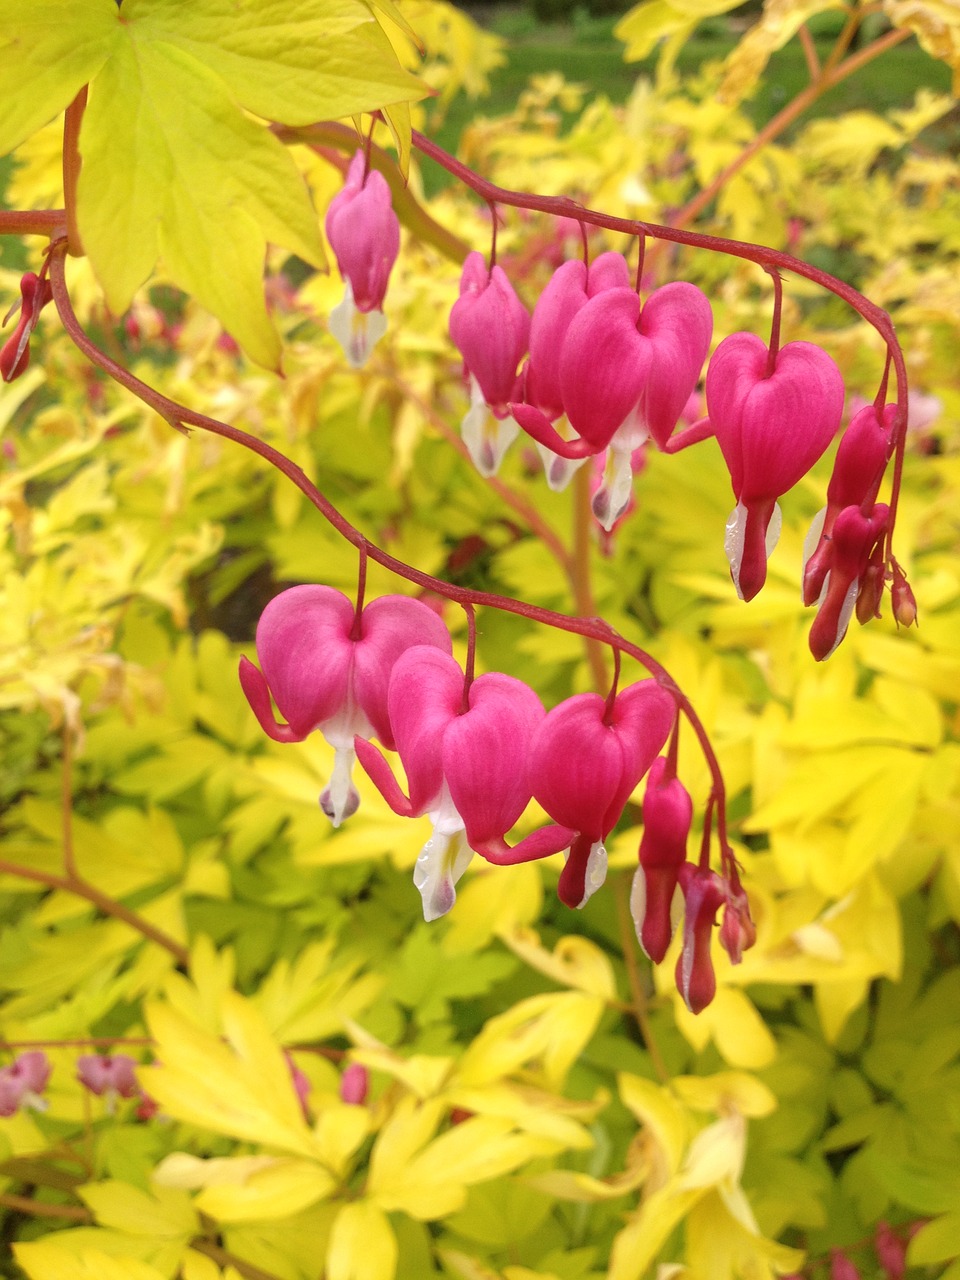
[855,559,885,625]
[830,1248,860,1280]
[874,1222,906,1280]
[891,569,917,628]
[339,1062,369,1106]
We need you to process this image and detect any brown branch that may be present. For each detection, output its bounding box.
[798,24,821,81]
[191,1237,287,1280]
[0,1192,91,1222]
[0,857,189,967]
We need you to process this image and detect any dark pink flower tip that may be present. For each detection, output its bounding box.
[449,252,530,414]
[707,332,845,503]
[675,863,726,1015]
[285,1052,312,1120]
[827,403,897,509]
[530,682,677,842]
[874,1222,906,1280]
[830,1249,861,1280]
[718,887,756,965]
[325,152,400,313]
[630,757,693,962]
[2,272,54,382]
[77,1054,140,1098]
[340,1062,369,1106]
[559,288,652,449]
[635,282,713,450]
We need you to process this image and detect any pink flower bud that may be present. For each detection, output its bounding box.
[530,682,677,909]
[874,1222,906,1279]
[340,1063,369,1106]
[77,1054,140,1099]
[808,503,888,661]
[630,756,692,961]
[675,863,726,1014]
[830,1248,861,1280]
[803,403,896,606]
[239,586,452,827]
[891,565,917,628]
[1,272,53,382]
[718,886,756,965]
[0,1051,51,1116]
[707,333,845,601]
[356,648,573,920]
[325,152,400,366]
[285,1052,312,1119]
[449,252,530,476]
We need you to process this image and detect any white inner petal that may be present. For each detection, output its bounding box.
[801,506,827,583]
[536,439,585,492]
[724,500,782,600]
[629,866,649,954]
[460,376,518,477]
[413,787,473,923]
[575,840,608,909]
[329,281,387,369]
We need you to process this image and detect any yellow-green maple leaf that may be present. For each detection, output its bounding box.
[0,0,424,368]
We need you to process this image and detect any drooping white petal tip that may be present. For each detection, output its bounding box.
[461,375,519,477]
[724,500,782,600]
[413,828,474,922]
[329,281,387,369]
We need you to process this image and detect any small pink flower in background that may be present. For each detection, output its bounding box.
[326,151,400,368]
[874,1222,906,1280]
[830,1248,861,1280]
[630,756,692,962]
[340,1062,369,1106]
[449,251,530,476]
[356,647,573,921]
[529,681,677,909]
[675,863,727,1015]
[239,586,452,827]
[0,1051,51,1116]
[707,333,844,601]
[718,885,756,965]
[1,271,53,382]
[77,1054,140,1101]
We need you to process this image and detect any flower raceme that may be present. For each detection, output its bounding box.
[527,681,677,909]
[325,151,400,368]
[355,647,575,921]
[706,332,845,602]
[449,251,530,477]
[239,586,452,826]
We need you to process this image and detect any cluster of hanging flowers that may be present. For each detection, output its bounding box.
[240,581,753,1013]
[321,149,916,662]
[0,1051,147,1118]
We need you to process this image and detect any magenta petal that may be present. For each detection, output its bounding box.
[353,596,452,748]
[827,403,897,509]
[354,737,417,817]
[325,152,400,313]
[603,682,678,829]
[525,259,589,418]
[388,647,464,815]
[512,402,599,458]
[474,823,578,865]
[449,253,530,413]
[252,585,355,738]
[586,251,632,296]
[444,672,545,844]
[637,282,713,450]
[705,332,767,498]
[530,693,632,839]
[559,289,651,449]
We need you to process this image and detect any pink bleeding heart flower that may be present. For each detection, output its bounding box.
[675,862,727,1014]
[520,253,631,491]
[807,502,888,661]
[529,681,677,909]
[326,151,400,368]
[0,1051,51,1116]
[239,586,452,827]
[629,756,692,962]
[355,647,573,921]
[707,333,845,601]
[874,1222,906,1280]
[2,272,53,382]
[803,402,896,606]
[515,280,712,530]
[449,252,530,477]
[77,1054,140,1102]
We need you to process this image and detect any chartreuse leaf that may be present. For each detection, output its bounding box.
[0,1,117,156]
[13,1245,169,1280]
[327,1200,398,1280]
[719,0,848,105]
[140,992,324,1157]
[884,0,960,93]
[78,1180,198,1240]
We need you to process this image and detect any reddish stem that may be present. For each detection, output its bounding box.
[462,602,477,711]
[63,87,88,257]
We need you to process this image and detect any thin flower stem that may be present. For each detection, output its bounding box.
[766,269,783,375]
[0,855,189,967]
[351,539,368,640]
[799,23,821,81]
[62,88,87,258]
[47,245,735,865]
[192,1236,287,1280]
[462,602,477,707]
[60,723,77,881]
[572,466,610,692]
[613,871,669,1083]
[0,210,66,237]
[0,1193,91,1222]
